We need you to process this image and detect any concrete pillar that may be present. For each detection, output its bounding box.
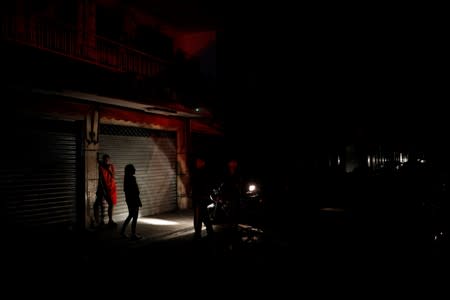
[83,108,100,228]
[176,119,190,209]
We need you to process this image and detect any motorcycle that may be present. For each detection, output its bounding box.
[207,180,264,243]
[207,182,230,224]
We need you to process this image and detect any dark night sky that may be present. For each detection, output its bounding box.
[218,3,447,141]
[199,2,450,176]
[109,2,448,165]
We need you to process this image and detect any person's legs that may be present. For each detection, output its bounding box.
[130,207,139,236]
[194,204,202,236]
[201,204,214,235]
[121,208,133,237]
[93,196,103,225]
[105,196,116,225]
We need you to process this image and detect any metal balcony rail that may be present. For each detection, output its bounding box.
[1,16,171,77]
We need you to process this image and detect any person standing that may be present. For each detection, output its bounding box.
[191,156,214,239]
[221,158,243,228]
[120,164,142,240]
[94,154,117,226]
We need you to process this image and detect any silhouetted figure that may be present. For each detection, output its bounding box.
[191,156,214,239]
[120,164,142,240]
[93,154,117,226]
[221,158,243,227]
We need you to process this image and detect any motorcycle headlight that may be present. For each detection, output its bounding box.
[246,183,259,196]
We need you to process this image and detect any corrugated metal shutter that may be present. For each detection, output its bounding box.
[99,124,177,221]
[1,118,79,230]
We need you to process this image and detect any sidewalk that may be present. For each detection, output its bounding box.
[7,209,196,261]
[86,208,196,247]
[8,208,270,269]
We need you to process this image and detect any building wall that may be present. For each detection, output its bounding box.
[2,0,221,229]
[22,94,191,228]
[99,106,190,212]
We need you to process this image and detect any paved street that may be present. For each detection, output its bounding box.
[6,209,307,294]
[5,206,449,295]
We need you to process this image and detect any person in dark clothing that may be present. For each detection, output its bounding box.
[191,156,214,239]
[221,158,243,227]
[120,164,142,240]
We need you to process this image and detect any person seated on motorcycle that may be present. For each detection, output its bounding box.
[191,156,214,239]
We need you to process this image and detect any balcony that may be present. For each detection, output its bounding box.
[1,16,171,79]
[1,15,220,126]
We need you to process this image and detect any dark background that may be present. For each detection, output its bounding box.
[217,2,448,162]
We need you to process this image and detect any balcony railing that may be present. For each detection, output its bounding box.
[1,16,171,78]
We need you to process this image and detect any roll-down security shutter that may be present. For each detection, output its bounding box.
[99,124,177,220]
[1,118,80,230]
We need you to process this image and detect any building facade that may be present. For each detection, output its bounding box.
[1,0,222,231]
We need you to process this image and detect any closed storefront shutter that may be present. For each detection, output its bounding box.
[1,118,80,230]
[99,124,177,221]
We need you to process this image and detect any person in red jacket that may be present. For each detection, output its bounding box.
[94,153,117,226]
